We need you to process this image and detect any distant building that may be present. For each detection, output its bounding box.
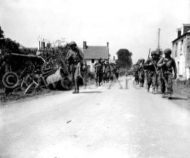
[83,41,109,72]
[172,24,190,79]
[109,55,116,64]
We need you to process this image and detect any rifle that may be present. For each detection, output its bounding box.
[148,48,151,60]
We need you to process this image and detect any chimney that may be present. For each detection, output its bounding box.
[177,28,181,38]
[183,24,190,34]
[107,42,109,48]
[83,41,87,49]
[39,41,41,49]
[47,42,51,48]
[41,41,45,49]
[113,56,115,61]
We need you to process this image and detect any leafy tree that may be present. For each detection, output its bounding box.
[0,26,21,54]
[0,26,4,39]
[116,49,133,69]
[1,38,20,54]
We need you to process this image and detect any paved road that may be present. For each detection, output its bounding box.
[1,78,190,158]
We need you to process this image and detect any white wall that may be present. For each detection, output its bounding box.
[186,68,190,79]
[85,60,97,72]
[173,38,186,79]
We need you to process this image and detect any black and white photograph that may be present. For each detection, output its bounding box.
[0,0,190,157]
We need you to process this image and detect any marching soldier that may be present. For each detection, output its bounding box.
[133,64,140,85]
[144,51,160,93]
[66,41,84,94]
[94,58,103,86]
[81,61,88,88]
[138,59,145,87]
[157,48,177,98]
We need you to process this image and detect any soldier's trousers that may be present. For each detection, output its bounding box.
[138,71,145,87]
[146,72,153,91]
[152,73,159,91]
[146,71,159,91]
[146,72,154,90]
[134,73,139,84]
[160,72,173,94]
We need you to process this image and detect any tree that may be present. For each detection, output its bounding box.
[1,38,20,54]
[0,26,21,54]
[116,49,133,69]
[0,26,4,39]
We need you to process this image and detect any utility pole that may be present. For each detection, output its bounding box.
[158,28,161,50]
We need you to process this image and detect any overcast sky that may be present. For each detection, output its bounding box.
[0,0,190,62]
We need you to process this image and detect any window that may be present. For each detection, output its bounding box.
[178,61,179,72]
[91,59,94,63]
[187,45,190,53]
[175,43,177,57]
[180,40,183,51]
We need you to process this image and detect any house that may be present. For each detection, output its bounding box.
[83,41,109,72]
[172,24,190,79]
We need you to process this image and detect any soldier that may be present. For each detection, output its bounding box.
[157,48,177,98]
[94,58,103,86]
[133,64,140,85]
[81,61,88,88]
[114,65,119,80]
[144,51,160,93]
[138,59,145,87]
[102,61,110,83]
[66,41,84,94]
[74,60,83,93]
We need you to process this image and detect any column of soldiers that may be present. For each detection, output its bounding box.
[94,59,120,86]
[133,48,177,99]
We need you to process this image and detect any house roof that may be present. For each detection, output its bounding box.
[83,46,109,60]
[172,32,190,43]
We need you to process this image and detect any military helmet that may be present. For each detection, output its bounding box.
[155,49,162,56]
[151,50,156,55]
[164,48,172,55]
[138,58,145,64]
[69,41,77,47]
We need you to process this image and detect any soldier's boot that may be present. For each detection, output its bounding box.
[163,91,172,98]
[73,87,78,94]
[162,93,167,98]
[168,93,172,99]
[162,92,168,98]
[152,88,156,94]
[147,84,151,92]
[153,87,159,94]
[155,89,158,94]
[141,82,144,87]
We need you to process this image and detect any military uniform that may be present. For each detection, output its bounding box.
[133,64,140,84]
[81,62,88,88]
[66,42,84,94]
[94,59,103,86]
[157,49,177,97]
[144,51,160,93]
[138,65,145,87]
[74,62,82,93]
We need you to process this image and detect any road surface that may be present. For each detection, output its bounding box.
[1,77,190,158]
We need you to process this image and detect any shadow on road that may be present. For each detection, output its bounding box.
[80,91,102,94]
[169,96,188,100]
[170,95,190,111]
